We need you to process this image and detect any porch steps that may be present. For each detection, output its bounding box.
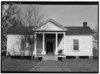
[43,55,58,60]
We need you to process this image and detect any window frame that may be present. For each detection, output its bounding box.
[73,39,79,51]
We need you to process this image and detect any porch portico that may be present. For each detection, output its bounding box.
[33,32,65,56]
[32,19,67,56]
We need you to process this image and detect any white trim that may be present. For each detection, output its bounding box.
[33,33,37,55]
[63,32,65,55]
[42,33,46,55]
[36,32,65,34]
[55,33,58,55]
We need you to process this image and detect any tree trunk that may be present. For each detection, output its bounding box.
[30,44,33,60]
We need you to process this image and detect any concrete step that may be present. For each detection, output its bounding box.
[43,55,58,60]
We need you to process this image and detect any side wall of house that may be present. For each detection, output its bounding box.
[64,35,93,56]
[7,35,22,55]
[7,35,35,56]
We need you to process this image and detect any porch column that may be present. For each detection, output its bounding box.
[55,33,58,55]
[63,32,65,55]
[33,32,37,55]
[42,33,46,55]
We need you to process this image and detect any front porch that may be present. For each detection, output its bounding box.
[33,32,65,58]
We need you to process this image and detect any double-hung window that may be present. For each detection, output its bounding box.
[73,39,79,50]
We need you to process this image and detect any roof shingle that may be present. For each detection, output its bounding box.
[65,26,94,35]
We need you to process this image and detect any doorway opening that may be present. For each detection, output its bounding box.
[45,34,55,55]
[46,41,54,54]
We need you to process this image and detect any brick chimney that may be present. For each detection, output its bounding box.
[83,22,87,27]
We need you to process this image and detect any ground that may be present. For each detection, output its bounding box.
[1,57,98,72]
[58,59,98,72]
[1,57,38,71]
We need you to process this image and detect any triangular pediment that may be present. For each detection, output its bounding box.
[35,19,67,31]
[37,22,63,31]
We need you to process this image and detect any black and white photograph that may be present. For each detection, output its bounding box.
[1,1,99,73]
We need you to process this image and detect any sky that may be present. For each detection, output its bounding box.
[42,5,98,30]
[4,4,98,30]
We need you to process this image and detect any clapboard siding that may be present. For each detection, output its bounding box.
[7,35,31,56]
[64,35,93,56]
[7,35,93,56]
[7,35,22,55]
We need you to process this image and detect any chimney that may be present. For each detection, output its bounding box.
[83,22,87,27]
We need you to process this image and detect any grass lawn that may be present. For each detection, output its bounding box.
[1,57,39,72]
[1,57,98,72]
[58,59,98,72]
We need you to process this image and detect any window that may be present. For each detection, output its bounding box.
[73,39,79,50]
[21,39,26,50]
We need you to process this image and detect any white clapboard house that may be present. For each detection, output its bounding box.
[6,19,94,60]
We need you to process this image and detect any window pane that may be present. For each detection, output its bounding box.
[73,39,79,50]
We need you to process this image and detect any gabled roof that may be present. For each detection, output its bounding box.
[34,18,67,31]
[6,26,35,34]
[6,19,94,35]
[6,26,94,35]
[65,26,94,35]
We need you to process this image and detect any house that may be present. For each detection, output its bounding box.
[6,19,94,60]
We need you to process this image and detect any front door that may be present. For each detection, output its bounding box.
[46,41,54,54]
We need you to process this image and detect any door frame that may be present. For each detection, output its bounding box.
[45,40,55,54]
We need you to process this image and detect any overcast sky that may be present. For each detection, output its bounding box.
[42,5,98,30]
[4,4,97,30]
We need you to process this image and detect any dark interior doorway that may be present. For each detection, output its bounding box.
[46,41,54,54]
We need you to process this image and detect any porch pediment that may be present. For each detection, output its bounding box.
[35,19,67,31]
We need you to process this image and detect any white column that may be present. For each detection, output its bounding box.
[33,32,37,55]
[55,33,58,55]
[63,32,65,55]
[42,33,46,55]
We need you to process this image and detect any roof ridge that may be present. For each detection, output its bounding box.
[64,26,83,27]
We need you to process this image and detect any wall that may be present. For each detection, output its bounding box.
[57,34,64,52]
[7,35,32,56]
[7,35,22,55]
[64,35,93,56]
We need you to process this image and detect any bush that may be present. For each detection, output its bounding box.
[1,50,6,56]
[93,47,98,57]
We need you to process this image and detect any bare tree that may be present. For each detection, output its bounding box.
[2,3,19,54]
[17,5,44,60]
[93,25,99,41]
[2,3,44,60]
